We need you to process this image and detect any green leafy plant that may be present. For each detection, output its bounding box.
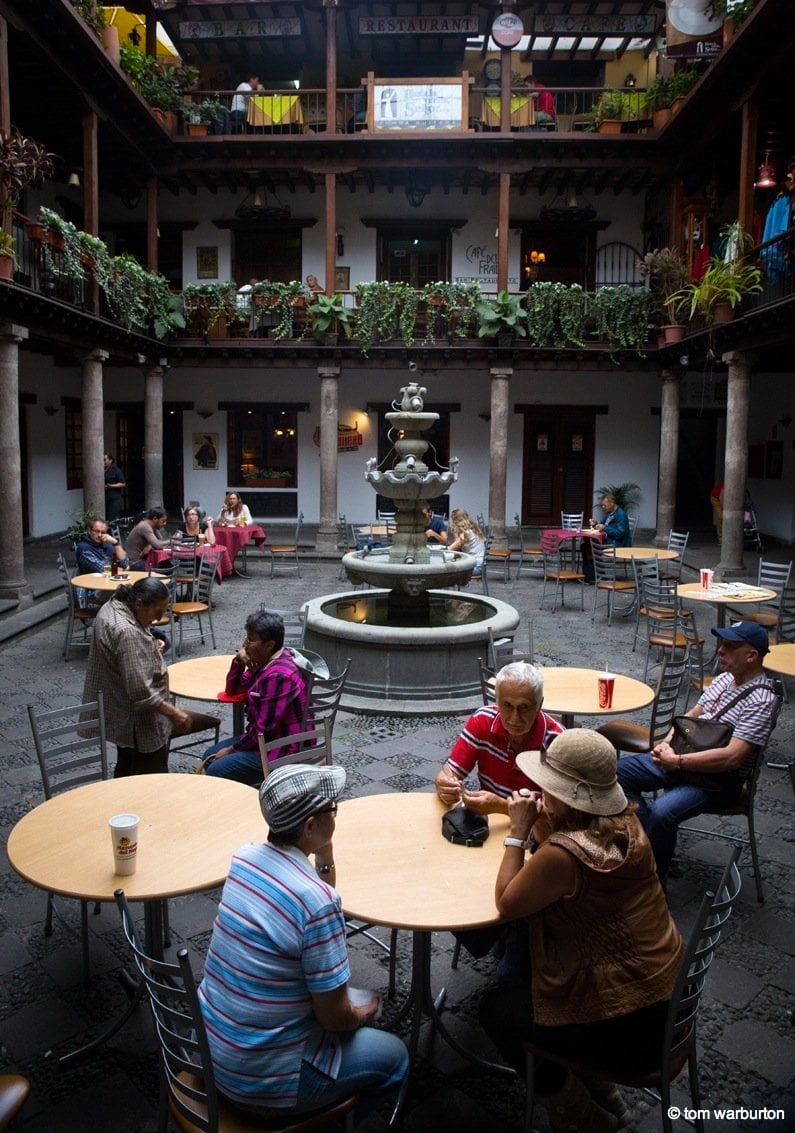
[105,254,152,331]
[120,43,199,115]
[475,290,527,340]
[556,284,590,347]
[252,280,306,341]
[308,292,354,343]
[183,281,237,337]
[594,482,641,512]
[670,256,762,323]
[65,506,99,542]
[668,68,701,103]
[38,207,85,280]
[73,0,107,34]
[596,91,625,121]
[639,247,689,325]
[592,286,653,355]
[422,281,480,340]
[525,282,566,345]
[0,127,54,264]
[148,275,186,340]
[643,75,671,112]
[354,281,404,355]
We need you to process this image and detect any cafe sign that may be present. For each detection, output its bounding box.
[179,18,301,38]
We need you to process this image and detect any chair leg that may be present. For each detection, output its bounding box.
[80,899,91,985]
[45,892,54,936]
[747,810,764,904]
[451,938,461,969]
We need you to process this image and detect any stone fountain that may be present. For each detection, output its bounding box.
[303,381,518,710]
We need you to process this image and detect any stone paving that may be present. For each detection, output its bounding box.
[0,536,793,1132]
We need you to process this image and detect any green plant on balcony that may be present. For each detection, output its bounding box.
[596,91,625,121]
[252,280,306,341]
[73,0,107,34]
[147,274,186,340]
[38,207,85,280]
[0,127,54,271]
[668,67,701,104]
[704,0,755,29]
[669,224,762,323]
[556,284,590,347]
[308,292,354,344]
[105,254,153,331]
[183,281,237,337]
[592,286,654,355]
[422,281,481,340]
[120,42,199,115]
[475,290,527,343]
[525,282,566,345]
[643,75,671,112]
[182,96,225,129]
[639,247,689,326]
[354,281,404,355]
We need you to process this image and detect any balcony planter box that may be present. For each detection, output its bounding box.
[25,222,46,242]
[186,122,209,137]
[597,119,622,135]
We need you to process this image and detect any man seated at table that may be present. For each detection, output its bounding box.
[616,621,779,885]
[75,517,129,575]
[125,507,170,570]
[436,661,564,814]
[583,491,630,581]
[422,506,448,545]
[202,610,309,786]
[198,763,408,1121]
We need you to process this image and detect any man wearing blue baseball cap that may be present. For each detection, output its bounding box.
[615,621,780,884]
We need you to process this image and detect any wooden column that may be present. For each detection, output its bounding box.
[325,172,336,297]
[80,348,108,518]
[717,350,752,578]
[655,368,680,545]
[316,365,340,553]
[83,110,99,313]
[0,17,11,134]
[324,0,337,137]
[144,365,165,508]
[0,323,31,603]
[497,172,510,293]
[146,177,158,272]
[738,100,759,237]
[488,365,511,549]
[145,14,157,58]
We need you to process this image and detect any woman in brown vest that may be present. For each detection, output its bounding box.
[479,730,683,1132]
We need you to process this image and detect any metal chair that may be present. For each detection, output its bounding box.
[727,559,792,643]
[269,608,307,648]
[57,551,98,659]
[560,512,584,530]
[597,656,688,754]
[304,660,351,734]
[265,512,303,578]
[488,622,534,669]
[514,513,544,579]
[659,529,690,581]
[114,889,357,1133]
[478,658,497,706]
[169,555,217,655]
[258,719,334,778]
[540,532,584,612]
[680,681,783,903]
[630,555,661,651]
[28,693,109,983]
[627,513,639,545]
[638,578,691,682]
[591,543,636,625]
[522,849,742,1133]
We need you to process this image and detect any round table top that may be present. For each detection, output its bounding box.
[677,582,777,605]
[7,774,264,903]
[71,570,163,590]
[540,666,654,719]
[168,654,236,702]
[334,792,509,932]
[764,643,795,679]
[613,546,678,560]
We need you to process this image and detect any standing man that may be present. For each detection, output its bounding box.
[103,453,126,522]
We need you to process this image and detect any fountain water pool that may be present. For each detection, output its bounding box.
[303,380,519,711]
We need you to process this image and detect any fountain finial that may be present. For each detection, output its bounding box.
[400,382,426,412]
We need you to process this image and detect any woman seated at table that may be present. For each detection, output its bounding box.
[447,508,486,576]
[201,609,309,786]
[125,507,170,570]
[479,730,683,1133]
[178,504,216,546]
[217,491,252,527]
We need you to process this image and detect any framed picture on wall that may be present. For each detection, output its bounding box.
[193,433,218,470]
[196,246,219,279]
[334,266,350,291]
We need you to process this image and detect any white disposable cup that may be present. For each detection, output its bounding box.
[598,673,616,709]
[109,813,139,876]
[700,568,714,590]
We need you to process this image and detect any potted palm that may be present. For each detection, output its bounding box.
[0,128,54,278]
[308,292,354,345]
[475,290,527,346]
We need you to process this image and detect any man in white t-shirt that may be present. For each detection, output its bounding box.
[230,74,262,131]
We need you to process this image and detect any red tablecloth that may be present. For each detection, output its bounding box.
[146,544,233,583]
[213,524,267,565]
[541,527,604,551]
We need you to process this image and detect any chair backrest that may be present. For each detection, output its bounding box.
[627,514,639,544]
[268,608,307,648]
[192,554,218,604]
[592,542,618,583]
[642,576,679,615]
[57,552,79,611]
[305,660,351,733]
[666,529,690,557]
[756,558,792,600]
[114,890,221,1133]
[478,658,497,705]
[294,511,304,543]
[28,692,109,799]
[648,657,688,745]
[561,512,584,529]
[631,554,660,592]
[488,624,534,669]
[258,719,334,778]
[662,849,741,1070]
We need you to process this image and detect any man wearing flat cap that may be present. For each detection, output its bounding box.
[198,764,408,1120]
[616,621,780,883]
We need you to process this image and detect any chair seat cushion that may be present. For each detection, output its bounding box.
[597,720,651,753]
[172,602,209,615]
[597,580,636,591]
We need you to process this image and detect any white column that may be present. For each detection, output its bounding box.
[80,348,108,517]
[488,365,511,548]
[144,365,165,508]
[316,365,340,553]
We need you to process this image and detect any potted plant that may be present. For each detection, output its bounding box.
[308,292,354,345]
[0,127,54,278]
[475,290,527,345]
[643,76,672,130]
[251,280,305,341]
[38,207,85,281]
[183,281,237,338]
[354,281,404,355]
[639,247,688,341]
[422,281,480,340]
[668,67,701,111]
[591,286,654,356]
[525,282,566,346]
[594,482,641,513]
[595,91,625,134]
[670,224,763,324]
[120,43,199,129]
[182,96,225,135]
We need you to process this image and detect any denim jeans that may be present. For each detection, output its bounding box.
[202,734,262,785]
[291,1027,408,1119]
[617,753,741,880]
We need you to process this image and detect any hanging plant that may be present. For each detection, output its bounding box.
[422,281,481,340]
[147,273,186,340]
[354,281,403,355]
[183,281,237,337]
[557,284,590,347]
[38,207,85,281]
[525,282,566,345]
[105,254,152,331]
[252,280,306,340]
[0,127,54,268]
[396,282,421,347]
[592,286,653,356]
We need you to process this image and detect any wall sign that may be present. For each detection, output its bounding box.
[491,13,524,48]
[179,19,300,38]
[359,16,478,35]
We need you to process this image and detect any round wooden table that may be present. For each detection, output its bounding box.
[613,546,678,561]
[764,643,795,679]
[677,582,777,628]
[71,569,163,591]
[334,792,514,1120]
[540,666,654,728]
[168,654,244,731]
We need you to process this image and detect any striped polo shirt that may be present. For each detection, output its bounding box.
[697,672,778,773]
[198,841,349,1108]
[447,704,564,796]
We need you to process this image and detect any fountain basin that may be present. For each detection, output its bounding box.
[342,547,475,590]
[304,589,519,714]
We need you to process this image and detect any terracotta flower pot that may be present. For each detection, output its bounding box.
[0,254,13,280]
[598,119,622,135]
[713,302,734,324]
[101,24,120,65]
[663,324,685,344]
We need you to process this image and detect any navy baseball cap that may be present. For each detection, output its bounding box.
[711,621,769,655]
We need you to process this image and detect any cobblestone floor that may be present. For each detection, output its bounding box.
[1,537,793,1132]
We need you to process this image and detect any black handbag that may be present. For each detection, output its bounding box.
[442,806,489,847]
[667,681,771,789]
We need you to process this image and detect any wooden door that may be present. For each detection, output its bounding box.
[519,407,596,525]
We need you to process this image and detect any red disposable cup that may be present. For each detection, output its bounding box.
[700,568,713,590]
[598,674,616,709]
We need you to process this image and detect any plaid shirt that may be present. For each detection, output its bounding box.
[82,598,171,752]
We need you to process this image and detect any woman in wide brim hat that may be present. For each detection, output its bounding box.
[478,729,684,1133]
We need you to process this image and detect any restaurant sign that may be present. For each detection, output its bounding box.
[178,19,301,39]
[359,16,479,35]
[313,423,363,453]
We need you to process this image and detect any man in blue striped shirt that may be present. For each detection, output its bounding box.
[199,764,408,1119]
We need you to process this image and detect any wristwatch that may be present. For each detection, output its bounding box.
[503,836,528,850]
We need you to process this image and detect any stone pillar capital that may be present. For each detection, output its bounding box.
[318,366,340,380]
[78,348,109,365]
[489,365,513,381]
[660,367,681,385]
[0,323,29,344]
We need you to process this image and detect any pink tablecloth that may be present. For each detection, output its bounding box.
[146,544,233,583]
[541,527,604,551]
[213,524,267,566]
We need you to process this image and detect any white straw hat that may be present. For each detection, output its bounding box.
[516,730,627,816]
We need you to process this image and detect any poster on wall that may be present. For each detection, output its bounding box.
[665,0,722,57]
[193,434,218,469]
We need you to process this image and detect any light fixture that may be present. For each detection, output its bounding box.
[336,227,345,257]
[67,170,81,188]
[129,26,141,47]
[405,177,430,208]
[135,353,147,365]
[196,408,214,420]
[754,152,777,189]
[624,73,637,88]
[235,186,290,221]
